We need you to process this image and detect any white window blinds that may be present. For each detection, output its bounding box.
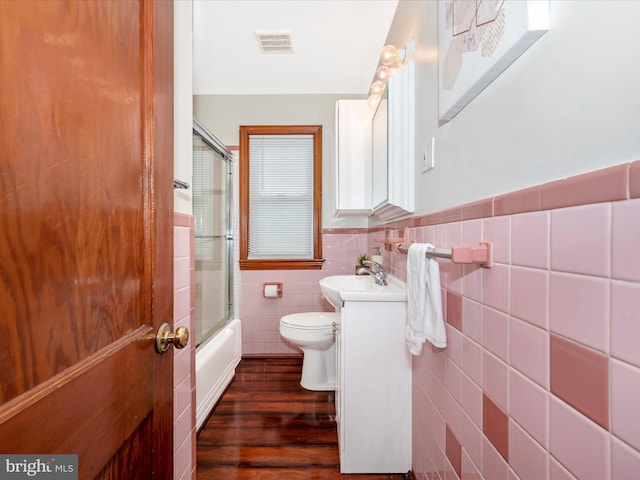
[248,134,314,259]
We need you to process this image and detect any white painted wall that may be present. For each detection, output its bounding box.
[193,94,369,229]
[385,0,640,221]
[193,1,640,228]
[174,0,193,215]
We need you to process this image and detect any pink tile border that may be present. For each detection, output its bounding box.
[380,161,635,229]
[541,163,628,210]
[630,160,640,198]
[322,227,369,234]
[495,186,542,216]
[462,199,494,221]
[174,211,192,227]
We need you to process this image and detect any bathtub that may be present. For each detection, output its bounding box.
[195,318,242,430]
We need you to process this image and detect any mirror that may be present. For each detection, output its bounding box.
[371,59,415,220]
[371,88,388,209]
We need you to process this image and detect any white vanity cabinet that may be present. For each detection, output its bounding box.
[335,299,411,473]
[333,99,372,216]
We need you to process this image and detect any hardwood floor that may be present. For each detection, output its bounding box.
[197,358,411,480]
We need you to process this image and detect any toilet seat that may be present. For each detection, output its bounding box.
[280,312,339,330]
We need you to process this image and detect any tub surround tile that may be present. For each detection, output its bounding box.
[550,334,609,429]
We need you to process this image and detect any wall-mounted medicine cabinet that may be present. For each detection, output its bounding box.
[333,58,415,220]
[372,60,415,220]
[334,99,372,216]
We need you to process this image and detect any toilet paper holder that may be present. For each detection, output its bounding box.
[263,282,283,298]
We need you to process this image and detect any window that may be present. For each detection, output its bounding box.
[239,125,324,270]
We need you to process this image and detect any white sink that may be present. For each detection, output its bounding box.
[319,274,407,309]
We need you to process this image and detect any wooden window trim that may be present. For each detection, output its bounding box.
[239,125,324,270]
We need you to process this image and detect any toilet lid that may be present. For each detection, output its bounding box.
[280,312,339,329]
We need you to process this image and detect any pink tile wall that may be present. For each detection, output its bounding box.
[174,213,196,480]
[240,229,368,355]
[376,160,640,480]
[235,160,640,478]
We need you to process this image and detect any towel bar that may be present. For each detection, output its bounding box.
[397,242,492,268]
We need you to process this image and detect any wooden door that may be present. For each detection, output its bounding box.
[0,1,174,478]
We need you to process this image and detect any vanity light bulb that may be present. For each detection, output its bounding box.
[370,81,385,96]
[380,45,399,66]
[375,65,391,83]
[367,95,380,109]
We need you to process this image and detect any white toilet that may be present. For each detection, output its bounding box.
[279,312,339,391]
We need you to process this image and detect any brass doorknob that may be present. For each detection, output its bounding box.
[155,322,189,353]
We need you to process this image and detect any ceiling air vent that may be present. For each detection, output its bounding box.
[255,30,295,54]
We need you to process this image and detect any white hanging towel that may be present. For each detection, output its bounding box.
[406,243,447,354]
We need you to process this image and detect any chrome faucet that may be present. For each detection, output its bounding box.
[357,260,388,286]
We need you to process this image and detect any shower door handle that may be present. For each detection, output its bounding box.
[155,322,190,353]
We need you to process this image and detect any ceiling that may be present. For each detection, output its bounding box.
[192,0,399,96]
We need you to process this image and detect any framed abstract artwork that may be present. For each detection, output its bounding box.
[438,0,549,122]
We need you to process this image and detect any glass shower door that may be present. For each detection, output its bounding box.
[193,128,232,347]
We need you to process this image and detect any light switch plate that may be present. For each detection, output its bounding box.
[422,136,435,173]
